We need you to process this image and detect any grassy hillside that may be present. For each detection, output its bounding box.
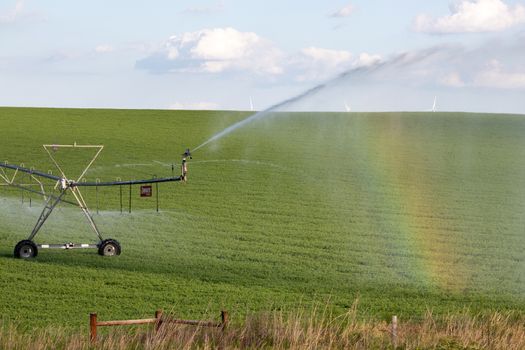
[1,107,524,329]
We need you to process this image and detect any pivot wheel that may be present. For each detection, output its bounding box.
[14,240,38,259]
[98,239,121,256]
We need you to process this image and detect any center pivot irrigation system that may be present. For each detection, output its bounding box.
[0,144,192,259]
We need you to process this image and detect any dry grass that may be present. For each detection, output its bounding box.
[1,305,524,349]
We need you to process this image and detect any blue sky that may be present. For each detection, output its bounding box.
[1,0,525,113]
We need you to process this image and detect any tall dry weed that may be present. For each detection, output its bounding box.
[1,305,524,349]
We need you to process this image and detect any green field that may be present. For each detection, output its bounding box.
[1,107,525,329]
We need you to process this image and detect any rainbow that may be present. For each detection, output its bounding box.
[357,116,468,292]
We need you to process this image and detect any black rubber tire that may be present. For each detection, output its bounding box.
[14,240,38,259]
[98,239,121,256]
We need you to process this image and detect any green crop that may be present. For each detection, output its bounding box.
[1,107,524,329]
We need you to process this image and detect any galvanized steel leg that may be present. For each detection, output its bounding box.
[28,189,67,241]
[69,187,104,241]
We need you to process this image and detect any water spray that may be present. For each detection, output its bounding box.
[192,46,455,153]
[0,144,192,259]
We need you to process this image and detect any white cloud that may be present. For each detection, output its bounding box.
[294,48,381,81]
[44,45,116,63]
[148,27,284,75]
[0,0,44,25]
[354,52,382,67]
[295,47,353,81]
[169,101,220,110]
[0,0,25,24]
[414,0,525,34]
[95,45,115,54]
[433,58,525,89]
[473,59,525,88]
[191,29,260,61]
[44,51,82,62]
[301,47,353,66]
[439,72,466,87]
[136,27,382,82]
[330,4,354,18]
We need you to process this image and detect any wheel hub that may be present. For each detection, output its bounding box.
[20,246,34,258]
[103,245,116,256]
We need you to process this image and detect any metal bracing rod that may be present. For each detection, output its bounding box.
[1,161,183,188]
[0,167,8,183]
[43,144,104,148]
[0,165,68,205]
[6,182,78,206]
[28,189,68,241]
[76,176,182,187]
[69,186,104,241]
[42,144,104,182]
[0,162,61,181]
[30,174,48,202]
[0,183,43,187]
[9,168,18,184]
[43,146,68,180]
[72,184,91,213]
[76,146,104,182]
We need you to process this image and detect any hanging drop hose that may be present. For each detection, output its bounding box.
[181,148,192,182]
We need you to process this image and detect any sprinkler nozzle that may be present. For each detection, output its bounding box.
[182,148,192,159]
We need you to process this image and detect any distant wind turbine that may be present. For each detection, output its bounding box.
[250,96,254,111]
[425,96,438,112]
[344,101,351,112]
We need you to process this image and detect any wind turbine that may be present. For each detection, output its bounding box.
[432,96,437,112]
[344,101,351,112]
[250,96,254,111]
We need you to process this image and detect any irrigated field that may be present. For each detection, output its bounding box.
[1,107,525,329]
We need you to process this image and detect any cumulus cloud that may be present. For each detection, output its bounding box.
[354,52,382,67]
[136,27,284,75]
[330,3,354,18]
[295,47,353,80]
[0,0,47,25]
[473,59,525,88]
[169,101,220,110]
[95,45,115,54]
[301,47,353,66]
[44,45,116,63]
[294,48,381,81]
[429,50,525,89]
[136,27,383,82]
[439,72,466,87]
[414,0,525,34]
[0,0,23,23]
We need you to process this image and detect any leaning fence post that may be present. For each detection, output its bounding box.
[221,310,229,338]
[90,313,98,343]
[219,311,229,350]
[221,310,229,329]
[391,315,398,348]
[155,309,163,332]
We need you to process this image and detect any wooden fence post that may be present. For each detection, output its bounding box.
[221,310,229,330]
[219,311,229,350]
[155,309,163,332]
[90,313,97,343]
[89,309,229,344]
[391,315,398,348]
